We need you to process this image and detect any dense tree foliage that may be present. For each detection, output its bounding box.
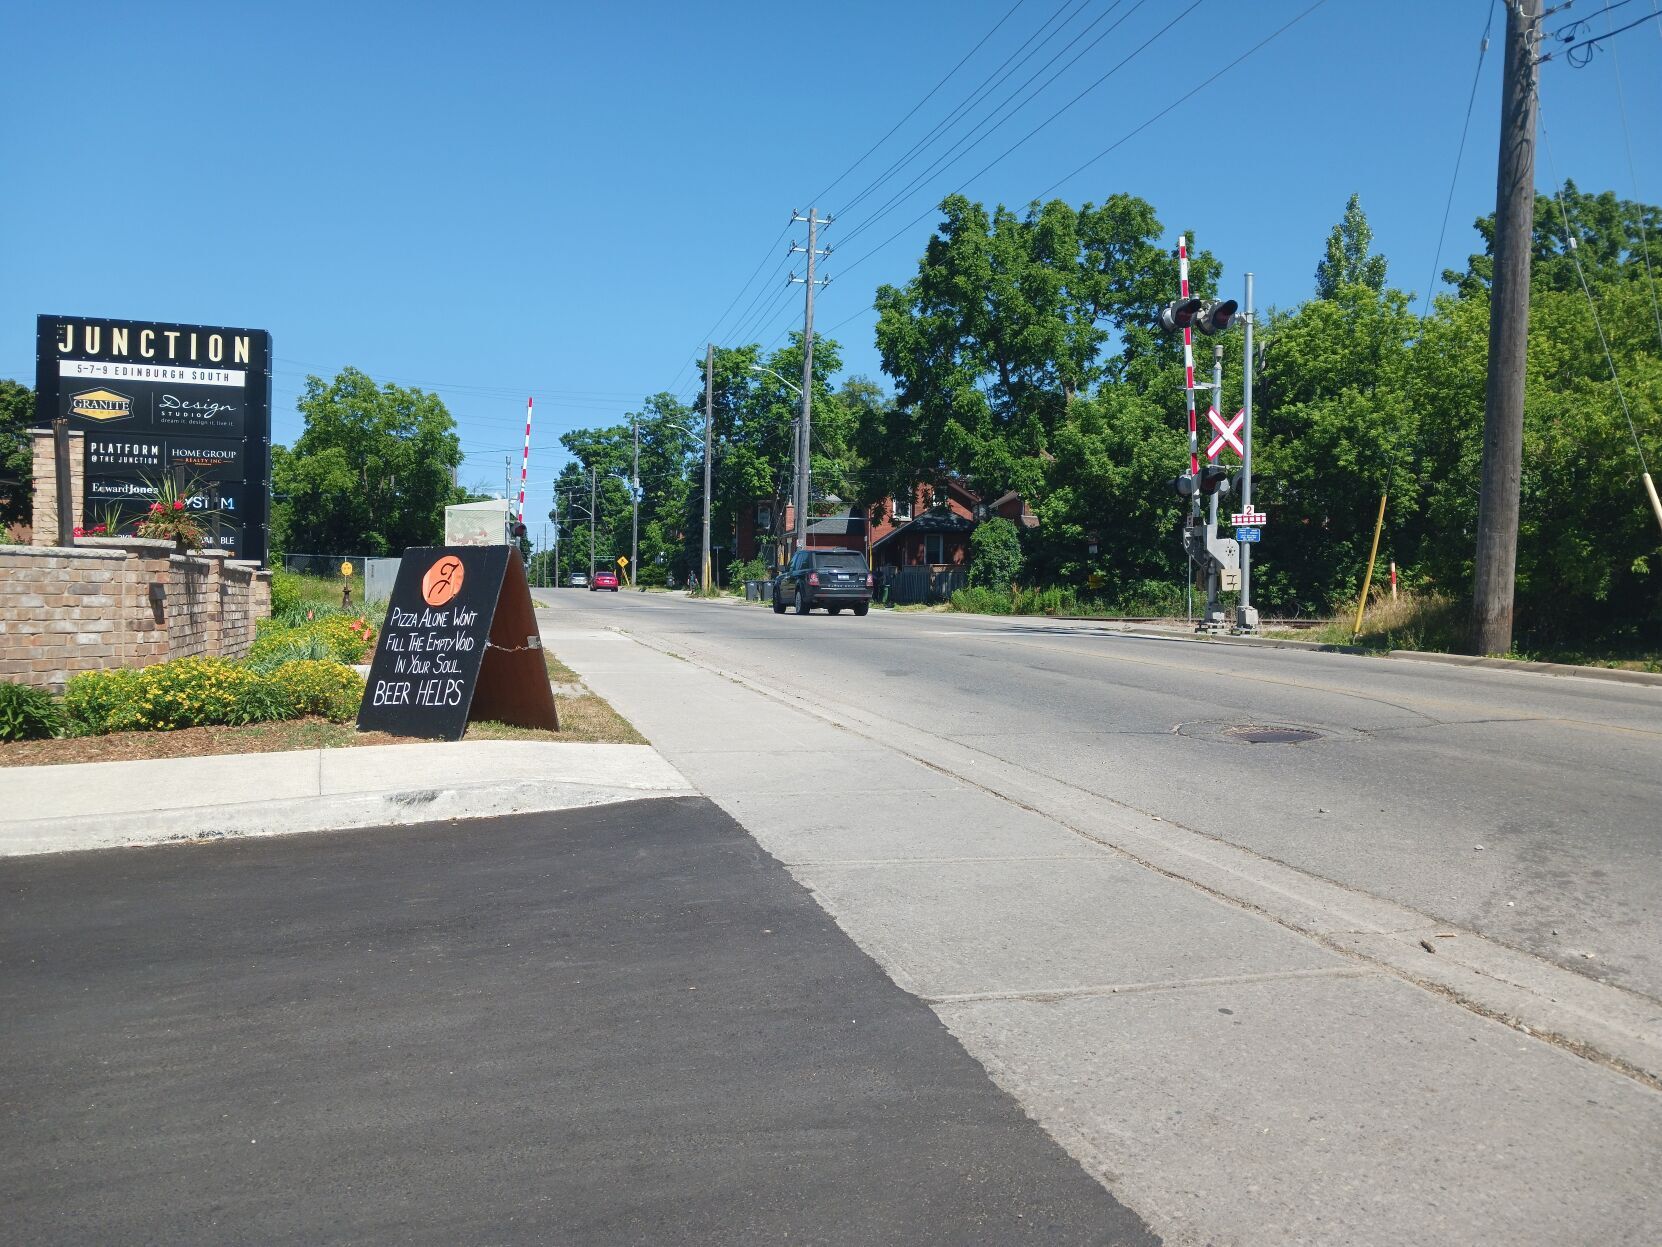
[0,379,35,529]
[548,183,1662,650]
[273,367,464,557]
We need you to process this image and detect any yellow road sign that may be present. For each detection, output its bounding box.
[616,555,629,567]
[340,562,354,577]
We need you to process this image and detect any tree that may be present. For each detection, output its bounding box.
[0,379,35,529]
[968,516,1023,589]
[873,193,1221,530]
[1315,194,1388,299]
[272,367,463,556]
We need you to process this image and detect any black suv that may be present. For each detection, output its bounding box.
[773,548,873,616]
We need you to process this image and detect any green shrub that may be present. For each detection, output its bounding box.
[62,667,145,736]
[266,659,364,721]
[252,613,377,664]
[269,568,304,617]
[726,557,771,587]
[968,517,1024,590]
[1013,585,1078,616]
[948,586,1015,615]
[61,656,365,735]
[0,681,61,742]
[245,633,335,673]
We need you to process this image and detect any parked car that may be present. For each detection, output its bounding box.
[568,571,589,588]
[591,570,619,592]
[772,548,873,616]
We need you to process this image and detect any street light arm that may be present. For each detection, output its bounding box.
[749,364,803,398]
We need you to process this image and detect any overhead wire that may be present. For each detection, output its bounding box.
[1607,31,1662,354]
[836,0,1090,221]
[1419,0,1497,323]
[1539,117,1650,474]
[808,0,1033,207]
[835,0,1150,251]
[834,0,1326,286]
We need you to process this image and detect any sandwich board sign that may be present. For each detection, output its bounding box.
[357,545,558,740]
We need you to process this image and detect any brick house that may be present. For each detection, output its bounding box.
[868,480,1037,573]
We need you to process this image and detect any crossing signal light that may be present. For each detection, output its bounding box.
[1170,473,1197,499]
[1194,299,1238,336]
[1159,297,1203,332]
[1198,465,1233,497]
[510,522,528,540]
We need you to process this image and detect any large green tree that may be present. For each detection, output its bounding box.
[272,367,464,556]
[0,379,35,529]
[872,192,1218,512]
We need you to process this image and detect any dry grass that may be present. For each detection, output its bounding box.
[1268,590,1466,653]
[0,649,645,767]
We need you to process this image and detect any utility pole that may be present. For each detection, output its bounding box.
[790,208,831,552]
[504,455,512,545]
[1472,0,1541,655]
[630,413,640,587]
[702,343,714,592]
[588,465,596,579]
[1238,272,1259,632]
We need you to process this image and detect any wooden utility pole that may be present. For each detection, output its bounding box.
[1472,0,1541,655]
[702,344,714,592]
[790,209,831,552]
[630,413,639,586]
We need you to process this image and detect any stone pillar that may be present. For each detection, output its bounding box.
[31,428,84,546]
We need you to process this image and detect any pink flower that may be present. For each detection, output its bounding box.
[73,526,85,537]
[173,500,185,511]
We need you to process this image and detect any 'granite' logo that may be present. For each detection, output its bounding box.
[70,388,133,422]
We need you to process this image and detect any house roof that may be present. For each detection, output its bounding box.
[870,510,975,552]
[806,510,868,537]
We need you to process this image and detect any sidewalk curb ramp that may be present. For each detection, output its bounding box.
[1,741,696,857]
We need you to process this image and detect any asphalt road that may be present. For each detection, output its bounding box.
[1,800,1154,1246]
[549,590,1662,1002]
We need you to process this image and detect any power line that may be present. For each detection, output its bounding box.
[1540,119,1650,473]
[836,0,1327,285]
[809,0,1034,206]
[1608,31,1662,354]
[836,0,1090,221]
[836,0,1149,251]
[1420,0,1497,320]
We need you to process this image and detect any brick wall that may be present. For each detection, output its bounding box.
[0,540,270,692]
[30,429,85,546]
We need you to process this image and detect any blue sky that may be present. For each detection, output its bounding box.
[3,0,1658,515]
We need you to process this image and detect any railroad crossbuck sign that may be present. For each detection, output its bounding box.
[1206,407,1245,460]
[1231,510,1267,527]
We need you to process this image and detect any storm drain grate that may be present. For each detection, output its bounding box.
[1225,725,1321,744]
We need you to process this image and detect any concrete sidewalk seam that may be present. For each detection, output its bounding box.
[612,622,1662,1088]
[926,965,1378,1006]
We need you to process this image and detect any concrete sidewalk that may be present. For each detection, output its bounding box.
[544,615,1662,1247]
[1,740,693,856]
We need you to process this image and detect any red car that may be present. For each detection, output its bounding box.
[590,570,619,592]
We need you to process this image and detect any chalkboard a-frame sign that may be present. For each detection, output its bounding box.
[357,546,559,740]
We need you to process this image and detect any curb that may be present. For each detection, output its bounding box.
[993,615,1660,688]
[1,741,696,857]
[1384,648,1662,688]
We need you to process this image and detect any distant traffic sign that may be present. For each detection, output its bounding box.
[616,555,629,567]
[1235,527,1262,543]
[1230,510,1267,527]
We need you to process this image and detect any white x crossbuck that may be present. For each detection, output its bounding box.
[1206,407,1244,460]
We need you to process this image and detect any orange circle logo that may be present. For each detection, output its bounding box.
[421,557,465,607]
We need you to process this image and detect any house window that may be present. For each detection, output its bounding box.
[925,533,946,565]
[757,503,773,531]
[892,493,911,522]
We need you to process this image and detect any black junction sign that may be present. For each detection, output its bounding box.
[34,314,272,563]
[357,545,559,741]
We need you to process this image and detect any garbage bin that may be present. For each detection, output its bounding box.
[744,580,759,601]
[760,580,774,603]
